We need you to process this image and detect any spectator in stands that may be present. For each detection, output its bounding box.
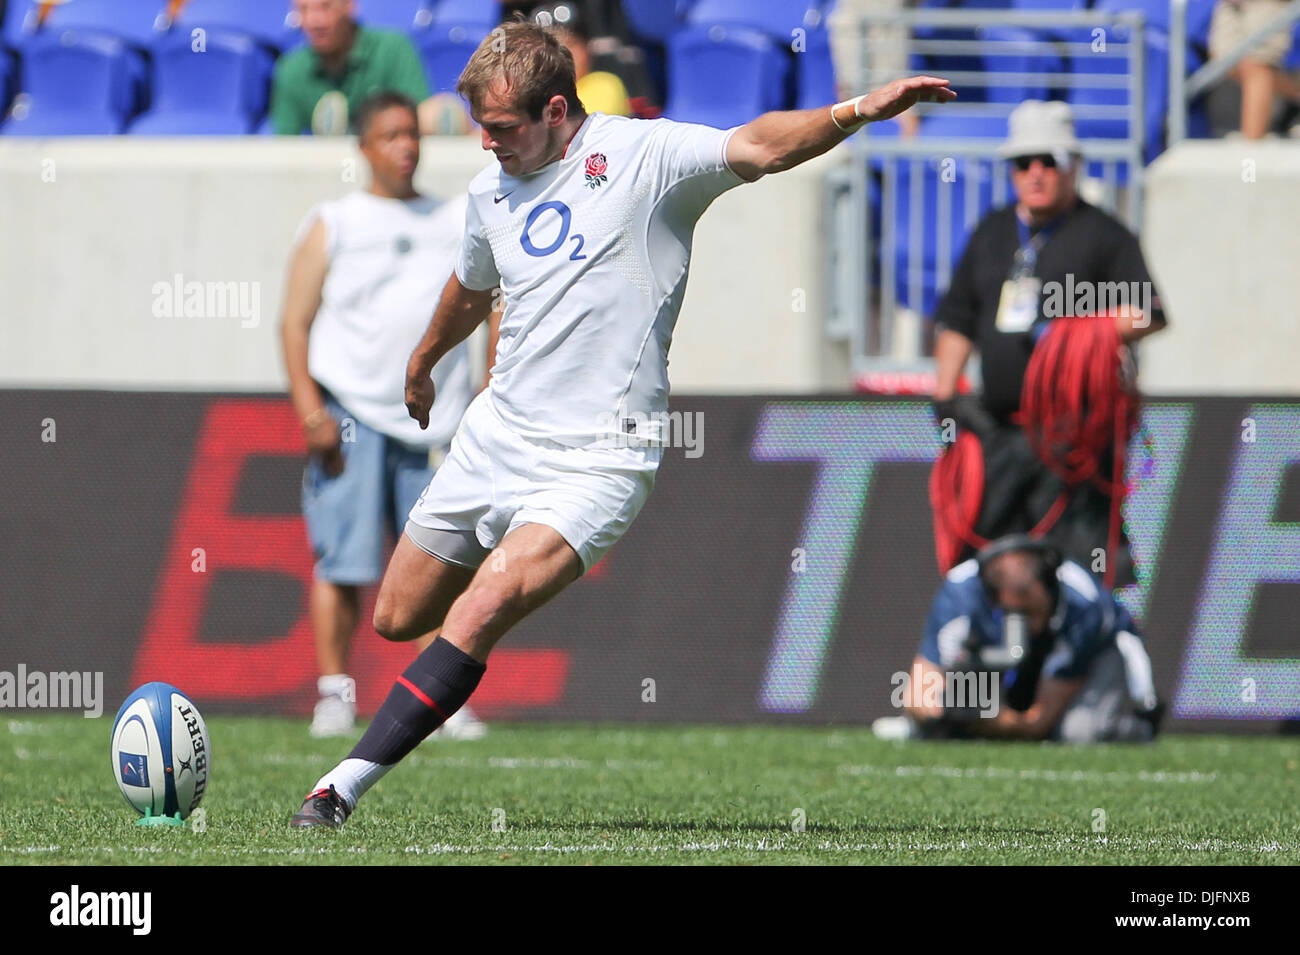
[873,535,1163,742]
[520,2,638,116]
[280,91,491,740]
[929,101,1167,586]
[503,0,626,39]
[271,0,429,134]
[829,0,920,137]
[1210,0,1300,138]
[551,17,631,116]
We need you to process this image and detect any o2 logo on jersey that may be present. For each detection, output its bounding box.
[520,201,587,261]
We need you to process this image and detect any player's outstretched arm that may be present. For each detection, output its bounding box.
[725,75,955,181]
[406,273,496,428]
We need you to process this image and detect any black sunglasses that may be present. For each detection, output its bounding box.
[1012,153,1058,171]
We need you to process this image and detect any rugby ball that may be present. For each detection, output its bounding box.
[110,682,210,820]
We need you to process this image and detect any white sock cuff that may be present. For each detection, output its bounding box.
[318,674,355,698]
[314,758,391,811]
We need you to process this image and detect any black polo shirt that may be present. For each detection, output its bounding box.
[934,200,1166,422]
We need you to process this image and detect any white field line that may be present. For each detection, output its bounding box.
[3,749,666,774]
[1,838,1296,857]
[6,721,52,735]
[838,765,1220,784]
[192,755,1223,782]
[253,753,664,771]
[0,743,1231,786]
[5,740,1220,785]
[10,748,63,760]
[0,746,1227,785]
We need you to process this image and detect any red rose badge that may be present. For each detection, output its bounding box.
[584,153,608,189]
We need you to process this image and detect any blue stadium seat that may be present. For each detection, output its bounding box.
[795,23,836,110]
[357,0,436,34]
[625,0,693,114]
[1103,0,1170,30]
[1187,0,1218,47]
[3,0,37,48]
[1096,0,1216,70]
[623,0,690,43]
[886,116,1004,315]
[858,119,900,282]
[429,0,500,29]
[979,25,1061,104]
[1,30,134,135]
[1008,0,1085,9]
[909,1,1015,106]
[417,23,490,94]
[1066,22,1169,162]
[915,113,1009,139]
[19,0,163,115]
[0,47,13,116]
[665,24,788,128]
[1094,0,1214,36]
[36,0,169,49]
[1081,156,1133,189]
[864,117,903,139]
[174,0,302,51]
[919,0,1014,12]
[891,160,999,316]
[130,30,272,134]
[689,0,819,38]
[1286,20,1300,71]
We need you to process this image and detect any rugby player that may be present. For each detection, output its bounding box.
[292,21,953,827]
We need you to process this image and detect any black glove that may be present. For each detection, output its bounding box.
[931,394,997,441]
[922,709,978,740]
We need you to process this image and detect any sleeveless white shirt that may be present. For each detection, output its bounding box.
[301,191,473,447]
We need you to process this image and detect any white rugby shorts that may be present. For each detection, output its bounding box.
[405,391,661,573]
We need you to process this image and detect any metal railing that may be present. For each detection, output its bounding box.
[1168,0,1300,143]
[828,9,1152,375]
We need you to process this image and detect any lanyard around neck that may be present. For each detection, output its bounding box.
[1015,216,1058,272]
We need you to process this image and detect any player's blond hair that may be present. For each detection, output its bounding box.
[457,20,583,121]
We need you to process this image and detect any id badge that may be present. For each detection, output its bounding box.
[995,275,1041,333]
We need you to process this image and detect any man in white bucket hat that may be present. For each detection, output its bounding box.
[929,100,1168,589]
[996,99,1082,172]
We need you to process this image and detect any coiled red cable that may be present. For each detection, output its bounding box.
[929,430,986,573]
[930,316,1137,586]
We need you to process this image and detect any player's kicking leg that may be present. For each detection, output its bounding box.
[290,523,580,827]
[417,623,488,741]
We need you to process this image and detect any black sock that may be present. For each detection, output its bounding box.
[348,637,486,766]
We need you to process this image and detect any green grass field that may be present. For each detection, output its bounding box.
[2,716,1298,865]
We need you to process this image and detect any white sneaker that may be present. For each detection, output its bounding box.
[429,705,487,741]
[871,715,921,741]
[310,676,357,738]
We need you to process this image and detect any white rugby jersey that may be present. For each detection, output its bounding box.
[302,191,473,448]
[455,113,746,445]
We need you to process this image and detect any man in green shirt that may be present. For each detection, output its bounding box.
[272,0,431,135]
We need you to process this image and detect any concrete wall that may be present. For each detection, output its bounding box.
[1,135,1295,396]
[1140,140,1300,395]
[0,136,844,393]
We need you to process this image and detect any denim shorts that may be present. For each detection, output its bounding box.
[301,393,440,584]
